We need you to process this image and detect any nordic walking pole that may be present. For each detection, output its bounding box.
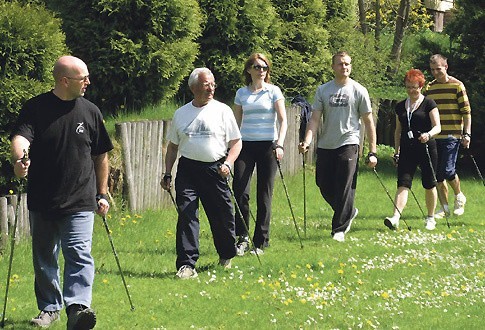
[276,159,304,248]
[372,168,412,231]
[223,173,262,265]
[424,144,451,228]
[1,181,23,328]
[302,153,307,238]
[1,150,28,328]
[296,97,311,238]
[409,188,426,219]
[467,149,485,187]
[101,215,135,311]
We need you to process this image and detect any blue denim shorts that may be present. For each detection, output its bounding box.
[436,137,460,182]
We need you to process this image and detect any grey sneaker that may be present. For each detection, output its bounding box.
[67,307,96,330]
[218,258,232,269]
[176,265,198,279]
[30,310,60,327]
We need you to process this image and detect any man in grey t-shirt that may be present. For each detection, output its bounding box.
[299,51,377,242]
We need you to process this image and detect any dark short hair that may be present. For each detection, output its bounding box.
[332,51,351,65]
[430,54,447,66]
[243,53,271,85]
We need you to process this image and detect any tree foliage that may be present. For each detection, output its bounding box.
[270,0,331,98]
[46,0,203,114]
[445,0,485,140]
[0,0,67,194]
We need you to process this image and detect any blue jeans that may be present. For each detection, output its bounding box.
[30,211,95,312]
[436,138,460,182]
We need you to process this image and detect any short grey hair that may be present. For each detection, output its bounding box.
[188,68,213,87]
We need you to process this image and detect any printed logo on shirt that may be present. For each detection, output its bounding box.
[76,122,85,134]
[183,119,215,138]
[329,92,349,107]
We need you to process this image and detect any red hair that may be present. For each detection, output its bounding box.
[404,69,425,88]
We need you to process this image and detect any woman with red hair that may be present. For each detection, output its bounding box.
[384,69,441,230]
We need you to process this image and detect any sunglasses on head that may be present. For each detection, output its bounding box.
[252,64,269,71]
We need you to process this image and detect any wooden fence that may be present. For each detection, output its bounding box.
[0,104,316,240]
[116,103,316,211]
[0,193,28,251]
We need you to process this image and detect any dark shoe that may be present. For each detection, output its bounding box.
[67,306,96,330]
[30,310,60,327]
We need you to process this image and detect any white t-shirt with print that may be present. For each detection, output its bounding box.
[168,99,241,162]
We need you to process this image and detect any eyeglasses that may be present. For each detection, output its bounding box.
[252,65,269,71]
[202,82,217,89]
[66,75,90,82]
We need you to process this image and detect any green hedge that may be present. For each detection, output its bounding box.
[0,1,67,195]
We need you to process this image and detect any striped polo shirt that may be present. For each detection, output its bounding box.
[424,76,471,139]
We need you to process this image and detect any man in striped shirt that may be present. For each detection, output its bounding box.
[424,54,471,218]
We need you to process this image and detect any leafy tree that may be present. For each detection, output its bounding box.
[0,1,67,194]
[46,0,203,114]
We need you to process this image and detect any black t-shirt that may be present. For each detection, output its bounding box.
[395,97,437,141]
[10,91,114,215]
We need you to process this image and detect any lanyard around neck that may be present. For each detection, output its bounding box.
[405,95,423,129]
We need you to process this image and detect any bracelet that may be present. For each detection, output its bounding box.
[272,142,284,151]
[223,161,232,171]
[462,133,471,138]
[367,152,377,158]
[96,193,108,203]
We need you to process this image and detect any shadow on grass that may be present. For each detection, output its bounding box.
[95,260,225,280]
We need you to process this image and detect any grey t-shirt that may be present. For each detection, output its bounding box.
[312,79,372,149]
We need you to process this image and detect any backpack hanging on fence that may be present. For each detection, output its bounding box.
[291,95,312,142]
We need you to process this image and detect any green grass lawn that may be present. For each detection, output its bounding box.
[1,161,483,329]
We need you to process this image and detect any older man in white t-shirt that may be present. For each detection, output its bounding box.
[161,68,242,279]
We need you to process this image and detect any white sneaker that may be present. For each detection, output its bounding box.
[345,208,358,234]
[333,232,345,242]
[453,193,466,216]
[176,265,198,279]
[250,247,264,255]
[384,216,399,230]
[425,217,436,230]
[434,207,450,219]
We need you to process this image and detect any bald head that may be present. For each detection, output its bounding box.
[53,56,88,81]
[52,56,90,100]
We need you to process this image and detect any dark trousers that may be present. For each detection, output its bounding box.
[315,145,358,235]
[175,157,236,269]
[233,141,277,248]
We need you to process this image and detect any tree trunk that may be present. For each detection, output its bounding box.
[388,0,411,76]
[358,0,368,34]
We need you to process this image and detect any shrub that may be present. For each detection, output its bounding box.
[0,1,67,194]
[46,0,203,115]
